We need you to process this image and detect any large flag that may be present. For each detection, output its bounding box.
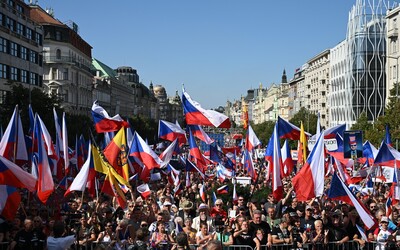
[243,149,257,182]
[102,170,127,208]
[0,155,36,191]
[323,124,346,139]
[158,120,187,145]
[390,165,400,205]
[292,132,325,201]
[37,116,57,158]
[34,116,55,204]
[188,129,207,170]
[185,158,205,179]
[52,108,64,180]
[328,172,376,229]
[374,142,400,167]
[182,87,231,128]
[91,101,129,133]
[103,128,129,181]
[0,105,28,163]
[0,185,21,220]
[64,143,93,197]
[187,125,214,145]
[129,132,163,169]
[270,123,283,200]
[277,116,310,140]
[245,125,261,152]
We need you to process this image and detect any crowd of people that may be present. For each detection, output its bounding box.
[1,159,400,250]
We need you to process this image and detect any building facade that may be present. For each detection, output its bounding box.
[30,4,93,116]
[386,5,400,104]
[0,0,44,103]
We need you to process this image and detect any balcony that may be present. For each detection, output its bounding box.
[388,28,398,39]
[43,56,75,64]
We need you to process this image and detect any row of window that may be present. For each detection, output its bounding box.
[0,11,42,45]
[0,36,42,65]
[0,63,42,87]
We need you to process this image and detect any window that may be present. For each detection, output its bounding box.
[0,37,6,53]
[7,0,14,12]
[35,33,42,45]
[20,46,27,60]
[10,67,18,81]
[56,49,61,59]
[16,23,24,36]
[26,28,32,40]
[6,17,14,31]
[30,51,37,64]
[30,72,37,86]
[10,42,18,56]
[0,13,3,26]
[55,31,62,41]
[20,69,27,83]
[16,4,24,16]
[0,64,7,79]
[63,68,69,80]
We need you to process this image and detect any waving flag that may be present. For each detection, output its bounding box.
[159,139,178,168]
[270,123,283,200]
[243,149,257,182]
[188,129,206,170]
[199,184,206,202]
[245,125,261,152]
[385,124,393,147]
[217,185,229,194]
[103,128,129,181]
[64,143,93,197]
[277,116,310,140]
[37,116,56,158]
[62,112,70,174]
[91,101,129,133]
[233,183,238,204]
[187,125,214,144]
[52,109,64,180]
[323,124,346,139]
[292,132,325,201]
[242,102,249,130]
[299,122,308,164]
[102,170,127,208]
[374,142,400,167]
[185,158,205,179]
[137,183,151,199]
[158,120,187,145]
[0,155,36,191]
[129,132,163,169]
[281,139,293,177]
[390,165,400,205]
[34,116,55,204]
[328,172,376,229]
[0,106,28,163]
[0,185,21,220]
[182,87,231,128]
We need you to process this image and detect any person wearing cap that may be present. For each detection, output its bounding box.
[374,216,394,249]
[325,209,349,248]
[300,205,316,234]
[192,204,215,233]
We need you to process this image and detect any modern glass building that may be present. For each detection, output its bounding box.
[330,0,389,127]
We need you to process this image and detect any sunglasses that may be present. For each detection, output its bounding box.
[141,224,148,227]
[216,204,222,206]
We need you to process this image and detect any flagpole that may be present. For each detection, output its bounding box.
[13,105,19,163]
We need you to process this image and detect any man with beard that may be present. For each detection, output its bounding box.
[325,209,349,250]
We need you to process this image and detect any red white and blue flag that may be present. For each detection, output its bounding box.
[243,149,257,182]
[277,116,310,140]
[217,185,229,194]
[91,101,129,133]
[328,172,376,229]
[292,132,325,201]
[137,183,152,199]
[182,87,231,128]
[0,185,21,220]
[245,125,261,152]
[158,120,187,145]
[187,125,214,144]
[129,132,163,169]
[199,183,206,202]
[281,139,293,177]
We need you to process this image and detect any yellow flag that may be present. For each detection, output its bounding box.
[300,121,307,163]
[103,128,129,182]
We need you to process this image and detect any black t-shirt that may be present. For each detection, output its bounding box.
[271,226,290,240]
[13,229,46,250]
[300,217,315,232]
[234,231,255,247]
[249,221,271,237]
[327,225,348,242]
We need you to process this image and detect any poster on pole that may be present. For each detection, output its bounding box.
[343,130,363,159]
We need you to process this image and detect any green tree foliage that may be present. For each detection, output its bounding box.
[289,107,318,135]
[0,82,62,135]
[251,121,275,145]
[129,115,158,144]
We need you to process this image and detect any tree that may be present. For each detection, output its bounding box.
[289,107,318,135]
[251,120,275,146]
[128,115,158,144]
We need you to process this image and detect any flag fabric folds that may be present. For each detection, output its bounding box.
[182,87,231,128]
[91,101,129,133]
[103,128,129,181]
[292,132,325,201]
[158,120,187,145]
[137,183,151,199]
[187,125,214,145]
[0,185,21,220]
[277,116,310,140]
[129,132,163,170]
[328,172,375,229]
[217,185,229,194]
[281,139,294,177]
[245,125,261,152]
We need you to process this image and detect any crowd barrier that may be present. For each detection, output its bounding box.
[0,240,391,250]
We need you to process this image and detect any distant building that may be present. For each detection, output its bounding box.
[0,0,44,103]
[30,4,93,116]
[153,84,183,124]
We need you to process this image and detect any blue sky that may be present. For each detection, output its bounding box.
[38,0,355,109]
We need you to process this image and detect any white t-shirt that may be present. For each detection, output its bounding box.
[47,235,76,250]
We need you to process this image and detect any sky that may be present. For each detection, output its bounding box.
[37,0,357,109]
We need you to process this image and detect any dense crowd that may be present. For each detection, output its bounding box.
[1,160,400,250]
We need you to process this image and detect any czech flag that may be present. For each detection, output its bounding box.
[187,125,214,144]
[129,132,163,169]
[323,124,346,139]
[328,172,376,229]
[0,185,21,220]
[199,184,206,202]
[137,183,151,199]
[182,87,231,128]
[245,125,261,152]
[292,132,325,201]
[91,101,129,133]
[243,149,257,182]
[158,120,187,145]
[277,116,310,140]
[217,185,229,194]
[281,139,294,177]
[374,142,399,167]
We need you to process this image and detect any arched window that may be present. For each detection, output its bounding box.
[56,49,61,59]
